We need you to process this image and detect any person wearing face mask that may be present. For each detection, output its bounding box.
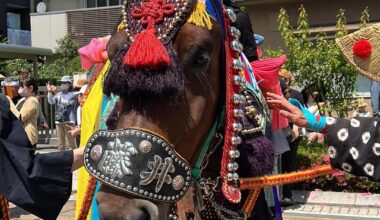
[47,76,78,150]
[11,78,40,148]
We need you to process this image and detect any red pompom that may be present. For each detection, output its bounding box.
[123,29,171,70]
[353,40,372,58]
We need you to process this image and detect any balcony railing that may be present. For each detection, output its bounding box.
[7,28,31,46]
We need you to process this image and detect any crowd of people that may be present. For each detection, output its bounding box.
[1,69,87,151]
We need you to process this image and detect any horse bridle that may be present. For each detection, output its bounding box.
[84,0,269,219]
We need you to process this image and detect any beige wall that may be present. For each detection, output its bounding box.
[242,0,380,51]
[31,12,68,51]
[43,0,86,11]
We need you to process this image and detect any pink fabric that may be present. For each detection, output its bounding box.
[251,55,288,131]
[78,36,111,71]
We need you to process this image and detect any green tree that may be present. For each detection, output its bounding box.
[0,35,82,81]
[266,5,366,117]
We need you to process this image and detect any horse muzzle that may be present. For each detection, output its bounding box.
[97,187,162,220]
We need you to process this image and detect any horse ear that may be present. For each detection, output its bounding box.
[106,30,129,61]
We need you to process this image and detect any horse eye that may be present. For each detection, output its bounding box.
[193,53,210,66]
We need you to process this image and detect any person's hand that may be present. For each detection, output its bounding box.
[51,85,57,94]
[266,92,308,127]
[46,83,52,92]
[307,132,325,145]
[72,147,85,171]
[291,125,300,142]
[47,84,57,93]
[67,125,81,137]
[41,123,49,129]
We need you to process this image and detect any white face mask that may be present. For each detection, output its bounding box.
[60,84,70,91]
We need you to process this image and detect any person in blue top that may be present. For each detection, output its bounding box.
[47,75,78,150]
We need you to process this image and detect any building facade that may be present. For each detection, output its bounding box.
[0,0,33,46]
[30,0,122,51]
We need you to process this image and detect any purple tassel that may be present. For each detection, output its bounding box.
[237,135,275,177]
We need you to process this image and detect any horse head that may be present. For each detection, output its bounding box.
[84,0,274,219]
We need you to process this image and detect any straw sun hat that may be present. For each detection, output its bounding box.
[336,23,380,82]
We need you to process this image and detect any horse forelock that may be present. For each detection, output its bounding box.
[103,0,226,103]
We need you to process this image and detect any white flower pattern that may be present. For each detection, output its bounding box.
[341,163,352,172]
[373,143,380,156]
[337,128,349,142]
[364,163,375,176]
[350,118,360,128]
[362,132,371,144]
[349,147,359,160]
[326,117,337,125]
[328,146,337,158]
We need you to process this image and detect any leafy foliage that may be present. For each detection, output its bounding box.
[297,140,380,192]
[0,35,82,81]
[55,35,79,60]
[266,5,370,116]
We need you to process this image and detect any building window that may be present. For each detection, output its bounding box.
[87,0,121,8]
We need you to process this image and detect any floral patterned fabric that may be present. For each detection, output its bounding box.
[326,117,380,181]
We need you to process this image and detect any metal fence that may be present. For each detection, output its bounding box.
[37,86,57,143]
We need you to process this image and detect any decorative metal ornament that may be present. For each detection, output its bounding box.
[139,140,153,153]
[229,27,241,39]
[233,75,244,86]
[232,123,243,132]
[121,0,194,43]
[227,173,234,181]
[231,40,244,53]
[233,109,245,118]
[84,128,192,203]
[172,175,185,191]
[226,8,237,23]
[232,173,239,181]
[90,144,103,161]
[228,150,240,159]
[233,94,246,105]
[231,136,242,145]
[227,162,239,172]
[232,59,245,71]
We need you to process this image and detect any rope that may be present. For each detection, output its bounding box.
[76,177,97,220]
[240,165,334,216]
[0,194,10,220]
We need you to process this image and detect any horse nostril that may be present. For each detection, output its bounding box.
[139,207,150,220]
[135,200,159,220]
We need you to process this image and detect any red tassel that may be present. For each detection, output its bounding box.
[123,29,171,70]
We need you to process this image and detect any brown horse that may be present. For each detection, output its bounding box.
[84,1,273,219]
[98,21,222,220]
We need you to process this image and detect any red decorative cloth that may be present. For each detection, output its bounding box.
[251,55,288,131]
